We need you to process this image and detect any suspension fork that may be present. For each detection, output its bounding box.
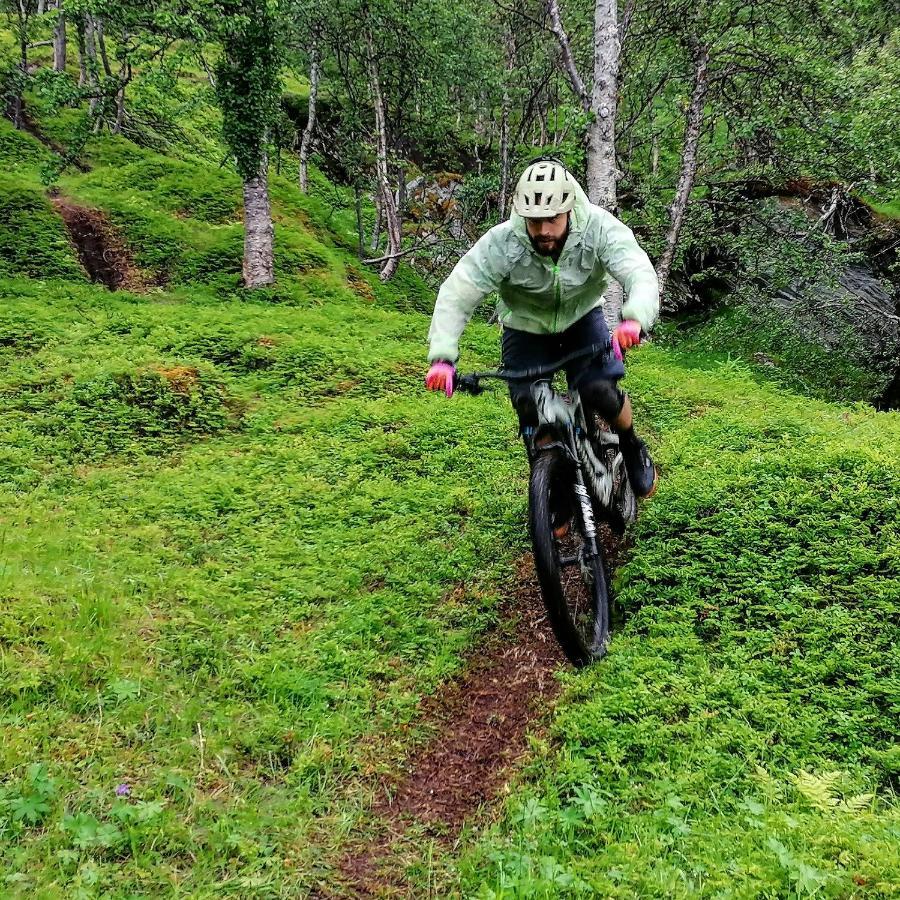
[564,428,601,559]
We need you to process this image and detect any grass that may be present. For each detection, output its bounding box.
[457,353,900,897]
[656,304,890,404]
[0,61,898,897]
[866,196,900,222]
[0,109,531,893]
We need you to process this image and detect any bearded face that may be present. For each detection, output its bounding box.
[525,212,570,257]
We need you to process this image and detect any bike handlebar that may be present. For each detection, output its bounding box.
[454,341,614,395]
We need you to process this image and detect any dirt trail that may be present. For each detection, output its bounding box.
[335,557,565,897]
[51,198,146,291]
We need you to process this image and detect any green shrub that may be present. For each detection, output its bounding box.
[11,363,241,459]
[658,304,884,403]
[0,176,84,281]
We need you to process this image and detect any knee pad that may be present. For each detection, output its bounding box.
[579,378,625,420]
[508,381,538,428]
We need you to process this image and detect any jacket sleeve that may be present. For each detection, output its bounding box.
[427,227,507,363]
[595,208,660,332]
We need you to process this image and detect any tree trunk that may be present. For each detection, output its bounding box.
[395,162,406,211]
[589,0,624,325]
[10,0,28,129]
[365,31,402,281]
[354,185,366,258]
[113,59,130,135]
[242,157,275,288]
[546,0,590,112]
[299,39,319,193]
[95,16,112,78]
[499,89,511,216]
[544,0,624,326]
[586,0,619,209]
[370,197,382,251]
[76,14,87,85]
[81,14,99,112]
[53,6,66,73]
[655,43,710,303]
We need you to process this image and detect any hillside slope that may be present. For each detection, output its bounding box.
[0,108,898,897]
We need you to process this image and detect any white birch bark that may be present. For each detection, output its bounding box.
[656,44,710,303]
[499,90,510,214]
[498,25,516,216]
[365,31,402,281]
[299,40,319,193]
[242,156,275,288]
[589,0,623,325]
[52,4,66,73]
[77,14,87,85]
[95,15,112,77]
[82,14,99,113]
[11,0,27,128]
[586,0,619,208]
[544,0,624,325]
[113,57,130,135]
[370,196,382,251]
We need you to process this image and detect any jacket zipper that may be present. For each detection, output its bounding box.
[552,262,561,332]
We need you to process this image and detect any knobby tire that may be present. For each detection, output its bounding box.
[529,449,610,667]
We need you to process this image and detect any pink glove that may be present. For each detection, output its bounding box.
[613,320,642,359]
[425,361,456,398]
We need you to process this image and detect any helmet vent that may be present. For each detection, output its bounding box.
[512,160,579,217]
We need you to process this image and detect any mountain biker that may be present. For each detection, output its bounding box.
[424,157,659,499]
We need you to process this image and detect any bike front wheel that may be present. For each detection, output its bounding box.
[529,449,610,667]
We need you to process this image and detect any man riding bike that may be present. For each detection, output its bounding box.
[424,157,659,500]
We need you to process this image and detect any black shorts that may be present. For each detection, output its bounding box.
[501,306,626,428]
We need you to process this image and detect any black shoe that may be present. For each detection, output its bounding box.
[620,435,658,498]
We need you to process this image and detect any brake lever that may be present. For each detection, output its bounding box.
[454,373,485,395]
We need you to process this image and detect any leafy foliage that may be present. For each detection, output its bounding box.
[213,0,283,180]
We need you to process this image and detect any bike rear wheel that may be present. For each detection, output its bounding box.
[529,449,610,667]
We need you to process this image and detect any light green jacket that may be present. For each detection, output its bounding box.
[427,181,659,363]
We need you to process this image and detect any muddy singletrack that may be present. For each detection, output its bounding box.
[333,556,566,897]
[51,198,147,291]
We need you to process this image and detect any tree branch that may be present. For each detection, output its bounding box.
[545,0,590,113]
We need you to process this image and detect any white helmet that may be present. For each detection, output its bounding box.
[512,159,578,217]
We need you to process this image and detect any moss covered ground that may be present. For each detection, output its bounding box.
[0,88,897,898]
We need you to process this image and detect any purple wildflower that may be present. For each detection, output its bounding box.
[115,783,131,797]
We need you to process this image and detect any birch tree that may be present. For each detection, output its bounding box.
[364,26,402,280]
[53,0,66,72]
[545,0,624,322]
[655,40,709,299]
[298,34,319,193]
[214,0,282,287]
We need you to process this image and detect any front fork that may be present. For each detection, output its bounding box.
[565,430,602,561]
[526,424,603,561]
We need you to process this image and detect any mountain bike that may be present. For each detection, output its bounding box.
[455,342,637,667]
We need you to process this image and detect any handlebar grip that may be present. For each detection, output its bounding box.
[454,373,485,395]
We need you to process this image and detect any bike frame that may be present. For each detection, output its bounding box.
[530,381,604,568]
[456,341,636,540]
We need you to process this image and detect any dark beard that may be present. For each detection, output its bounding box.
[528,224,569,259]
